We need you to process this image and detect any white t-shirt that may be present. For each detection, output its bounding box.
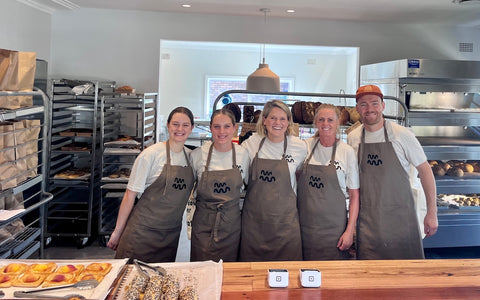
[303,137,359,198]
[127,142,192,197]
[347,120,427,176]
[190,141,250,186]
[241,133,307,192]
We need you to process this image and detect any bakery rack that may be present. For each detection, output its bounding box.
[46,79,115,248]
[212,89,407,141]
[0,89,53,258]
[98,92,157,245]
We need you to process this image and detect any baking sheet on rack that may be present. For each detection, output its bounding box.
[104,148,140,155]
[113,260,223,300]
[104,140,140,146]
[0,259,128,299]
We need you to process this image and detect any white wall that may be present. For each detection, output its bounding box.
[49,8,480,117]
[0,0,51,61]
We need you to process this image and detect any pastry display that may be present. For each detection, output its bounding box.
[26,262,57,274]
[42,273,75,287]
[0,274,17,288]
[13,273,45,287]
[85,262,112,276]
[0,263,28,275]
[437,194,480,207]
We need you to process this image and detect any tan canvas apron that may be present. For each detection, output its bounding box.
[190,143,242,262]
[298,139,350,260]
[115,142,194,262]
[357,123,424,259]
[239,137,302,262]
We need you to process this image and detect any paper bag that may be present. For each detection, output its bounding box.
[0,49,19,91]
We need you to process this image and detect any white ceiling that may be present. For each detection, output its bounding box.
[26,0,480,26]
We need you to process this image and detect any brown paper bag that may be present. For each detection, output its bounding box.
[19,120,40,177]
[0,49,36,92]
[0,94,33,109]
[0,122,16,164]
[0,193,25,242]
[0,49,19,91]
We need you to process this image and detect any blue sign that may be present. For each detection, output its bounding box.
[408,59,420,69]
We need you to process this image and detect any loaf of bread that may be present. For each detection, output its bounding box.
[338,106,350,125]
[447,166,464,177]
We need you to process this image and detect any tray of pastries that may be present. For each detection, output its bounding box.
[0,259,127,299]
[54,168,91,180]
[429,160,480,178]
[437,194,480,208]
[103,168,131,182]
[109,260,222,300]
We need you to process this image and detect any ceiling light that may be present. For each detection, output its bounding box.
[182,4,191,8]
[286,9,295,13]
[246,8,280,93]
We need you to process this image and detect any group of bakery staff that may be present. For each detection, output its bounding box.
[106,85,439,263]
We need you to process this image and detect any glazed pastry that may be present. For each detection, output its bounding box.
[0,274,17,288]
[75,272,104,283]
[13,273,45,287]
[85,262,112,276]
[27,262,57,274]
[42,273,75,287]
[56,264,85,276]
[0,263,28,275]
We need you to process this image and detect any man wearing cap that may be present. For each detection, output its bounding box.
[347,84,438,260]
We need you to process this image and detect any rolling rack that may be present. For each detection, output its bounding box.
[212,89,407,138]
[98,92,157,246]
[0,89,53,258]
[46,79,115,248]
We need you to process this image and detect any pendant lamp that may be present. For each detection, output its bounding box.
[246,8,280,93]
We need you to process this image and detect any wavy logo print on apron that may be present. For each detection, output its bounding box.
[259,170,275,182]
[367,153,383,166]
[172,177,187,189]
[213,182,231,193]
[308,175,324,189]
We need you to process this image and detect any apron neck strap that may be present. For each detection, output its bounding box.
[166,141,171,165]
[205,143,237,172]
[257,136,288,160]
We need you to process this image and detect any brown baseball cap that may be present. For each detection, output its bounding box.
[356,85,383,101]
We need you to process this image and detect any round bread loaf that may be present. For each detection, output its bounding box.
[431,164,446,176]
[447,166,464,177]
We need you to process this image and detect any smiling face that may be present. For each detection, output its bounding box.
[314,107,339,139]
[263,107,289,142]
[167,112,193,143]
[210,113,236,147]
[356,94,385,128]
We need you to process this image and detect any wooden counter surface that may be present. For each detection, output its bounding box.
[221,259,480,299]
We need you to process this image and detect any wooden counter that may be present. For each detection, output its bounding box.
[221,259,480,299]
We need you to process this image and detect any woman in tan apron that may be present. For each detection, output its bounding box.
[298,104,359,260]
[190,108,249,262]
[107,107,195,263]
[240,100,307,262]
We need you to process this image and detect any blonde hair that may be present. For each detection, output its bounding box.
[313,103,341,138]
[256,100,295,137]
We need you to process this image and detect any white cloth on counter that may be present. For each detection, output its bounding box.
[127,142,192,198]
[71,83,95,95]
[303,137,359,198]
[241,133,307,193]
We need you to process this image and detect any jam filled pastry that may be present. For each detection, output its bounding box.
[13,273,46,287]
[0,263,28,275]
[56,264,85,276]
[85,262,112,276]
[42,273,75,287]
[0,274,18,288]
[27,262,57,274]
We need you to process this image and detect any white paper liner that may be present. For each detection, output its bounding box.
[113,260,223,300]
[0,258,128,299]
[104,140,140,146]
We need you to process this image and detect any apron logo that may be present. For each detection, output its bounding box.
[330,160,341,170]
[284,154,294,163]
[308,176,324,189]
[259,170,276,182]
[172,177,187,190]
[367,153,383,166]
[213,182,231,194]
